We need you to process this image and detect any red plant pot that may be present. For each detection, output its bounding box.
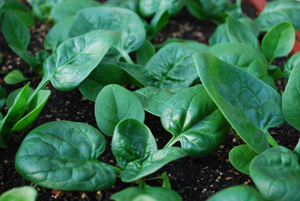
[246,0,300,54]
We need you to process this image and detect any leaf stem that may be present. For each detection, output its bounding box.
[266,132,279,147]
[121,51,134,64]
[111,165,122,174]
[28,76,50,104]
[164,137,178,148]
[13,127,29,143]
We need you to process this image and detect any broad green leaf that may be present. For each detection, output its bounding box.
[250,146,300,201]
[51,0,100,21]
[12,90,51,131]
[104,0,139,13]
[27,0,67,20]
[4,70,30,84]
[6,87,34,109]
[208,42,267,68]
[95,84,145,136]
[139,0,185,17]
[185,0,205,20]
[239,17,260,37]
[0,86,6,109]
[145,43,199,92]
[15,121,116,191]
[161,85,230,157]
[207,185,264,201]
[229,145,258,175]
[226,17,259,47]
[69,7,146,62]
[283,63,300,131]
[112,119,157,169]
[155,38,209,52]
[0,0,3,8]
[136,40,155,66]
[1,12,30,50]
[262,22,295,62]
[294,138,300,159]
[36,50,50,63]
[256,1,300,31]
[284,51,300,80]
[44,16,74,51]
[135,86,174,116]
[111,186,182,201]
[147,9,169,40]
[78,63,129,102]
[194,53,284,153]
[209,24,229,46]
[120,147,188,182]
[43,29,119,91]
[0,186,37,201]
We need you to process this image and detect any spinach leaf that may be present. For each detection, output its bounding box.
[135,86,174,116]
[0,186,37,201]
[43,29,119,91]
[161,85,230,157]
[6,87,34,109]
[136,40,155,66]
[208,24,229,46]
[145,43,199,92]
[95,84,145,136]
[262,21,295,63]
[284,51,300,81]
[155,39,209,52]
[294,139,300,159]
[194,53,284,153]
[27,0,66,20]
[15,121,116,191]
[105,0,139,13]
[147,9,169,40]
[256,1,300,31]
[229,145,258,175]
[207,185,264,201]
[250,146,300,201]
[112,119,157,169]
[4,70,30,84]
[0,86,6,109]
[120,147,188,182]
[139,0,184,17]
[69,7,146,63]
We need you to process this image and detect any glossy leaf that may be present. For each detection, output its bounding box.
[0,86,6,109]
[208,24,229,46]
[262,22,295,62]
[111,186,182,201]
[139,0,185,17]
[136,40,155,66]
[229,145,258,175]
[15,121,116,191]
[135,86,174,116]
[95,84,145,136]
[4,70,30,84]
[120,147,188,182]
[250,146,300,201]
[27,0,67,20]
[145,43,199,92]
[284,51,300,80]
[112,119,157,169]
[6,87,34,109]
[69,7,146,61]
[294,138,300,159]
[207,185,264,201]
[12,90,51,131]
[104,0,139,13]
[256,1,300,31]
[43,29,119,91]
[161,85,230,157]
[147,9,169,40]
[78,63,129,102]
[194,53,284,153]
[0,186,37,201]
[155,38,209,52]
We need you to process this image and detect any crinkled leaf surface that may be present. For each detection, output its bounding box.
[43,29,119,91]
[95,84,145,136]
[0,186,37,201]
[15,121,116,191]
[120,147,188,182]
[250,146,300,201]
[112,119,157,169]
[161,85,230,157]
[194,53,284,153]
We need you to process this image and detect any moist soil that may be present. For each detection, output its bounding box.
[1,1,300,201]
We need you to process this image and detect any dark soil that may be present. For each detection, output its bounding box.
[1,1,300,201]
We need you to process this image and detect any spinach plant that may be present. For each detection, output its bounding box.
[0,186,37,201]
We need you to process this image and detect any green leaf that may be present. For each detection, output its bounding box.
[284,52,300,81]
[36,50,50,64]
[78,63,129,102]
[120,147,188,182]
[207,185,264,201]
[69,7,146,62]
[4,70,30,84]
[0,186,37,201]
[161,85,230,157]
[136,40,155,66]
[139,0,185,17]
[43,29,119,91]
[209,24,229,46]
[112,119,157,169]
[111,186,182,201]
[15,121,116,191]
[147,9,169,40]
[155,38,209,51]
[0,86,7,109]
[262,22,295,62]
[104,0,139,13]
[12,90,51,131]
[27,0,67,20]
[294,138,300,159]
[145,43,199,92]
[135,86,174,116]
[250,146,300,201]
[1,12,30,50]
[226,17,259,47]
[283,63,300,131]
[6,87,34,109]
[95,84,145,136]
[256,1,300,31]
[194,53,284,153]
[51,0,100,22]
[229,145,258,175]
